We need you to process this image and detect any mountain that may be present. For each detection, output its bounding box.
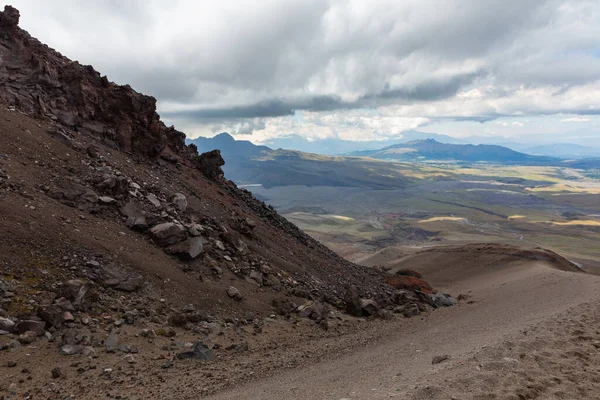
[0,6,437,396]
[263,131,465,155]
[521,143,600,159]
[189,132,270,157]
[188,133,413,189]
[349,139,556,164]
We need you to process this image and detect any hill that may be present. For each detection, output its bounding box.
[349,139,556,164]
[261,131,464,155]
[0,6,436,397]
[522,143,600,159]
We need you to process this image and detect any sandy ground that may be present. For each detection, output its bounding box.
[207,260,600,399]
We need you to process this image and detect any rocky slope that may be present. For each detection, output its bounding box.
[0,6,448,398]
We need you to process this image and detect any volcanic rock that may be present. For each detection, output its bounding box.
[149,222,187,247]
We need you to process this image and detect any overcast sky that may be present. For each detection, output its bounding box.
[9,0,600,145]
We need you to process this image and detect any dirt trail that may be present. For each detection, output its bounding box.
[208,261,600,399]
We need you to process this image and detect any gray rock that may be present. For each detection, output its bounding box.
[98,196,116,205]
[18,331,37,344]
[344,285,363,317]
[171,193,187,212]
[165,237,204,260]
[120,201,147,230]
[58,280,91,307]
[248,271,263,286]
[187,224,204,237]
[432,293,457,308]
[105,330,118,353]
[38,305,65,328]
[149,222,187,247]
[13,320,45,336]
[0,317,14,332]
[177,341,213,361]
[227,286,243,301]
[146,193,161,208]
[60,344,83,355]
[360,299,380,316]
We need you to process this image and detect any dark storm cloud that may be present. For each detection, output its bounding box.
[166,71,482,119]
[9,0,600,135]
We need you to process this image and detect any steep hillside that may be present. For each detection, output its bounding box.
[0,6,440,398]
[350,139,556,164]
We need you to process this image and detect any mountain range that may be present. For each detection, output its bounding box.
[348,139,555,163]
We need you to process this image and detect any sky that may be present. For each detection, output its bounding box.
[9,0,600,146]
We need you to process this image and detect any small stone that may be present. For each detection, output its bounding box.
[98,196,116,205]
[432,355,451,364]
[0,316,15,332]
[7,360,17,367]
[18,330,37,344]
[226,286,243,301]
[171,193,187,212]
[60,344,83,355]
[51,367,62,379]
[146,193,161,208]
[105,330,118,353]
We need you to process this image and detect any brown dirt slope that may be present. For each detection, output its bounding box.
[385,243,581,290]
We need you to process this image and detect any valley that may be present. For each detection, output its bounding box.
[248,162,600,270]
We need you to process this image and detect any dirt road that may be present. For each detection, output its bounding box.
[208,261,600,399]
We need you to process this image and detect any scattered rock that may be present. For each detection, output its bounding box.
[227,286,243,301]
[98,196,116,205]
[51,367,62,379]
[432,355,451,364]
[171,193,187,212]
[360,299,380,316]
[344,286,363,317]
[165,237,204,260]
[18,331,37,344]
[105,330,118,353]
[7,360,17,368]
[60,344,83,355]
[13,320,45,336]
[177,341,213,361]
[149,222,187,247]
[431,293,457,308]
[146,193,161,208]
[0,316,14,332]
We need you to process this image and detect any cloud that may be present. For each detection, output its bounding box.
[8,0,600,143]
[561,117,592,122]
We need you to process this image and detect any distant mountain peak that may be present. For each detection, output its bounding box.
[213,132,235,141]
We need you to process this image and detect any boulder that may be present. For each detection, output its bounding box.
[177,341,213,361]
[168,313,187,327]
[165,237,204,260]
[18,331,37,344]
[171,193,187,212]
[120,201,147,230]
[146,193,161,208]
[98,196,116,205]
[360,299,380,316]
[13,320,45,336]
[105,330,118,353]
[344,285,363,316]
[432,293,457,308]
[0,317,14,332]
[227,286,243,301]
[38,305,65,328]
[149,222,187,247]
[195,150,225,181]
[187,224,204,237]
[58,280,91,307]
[272,298,296,316]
